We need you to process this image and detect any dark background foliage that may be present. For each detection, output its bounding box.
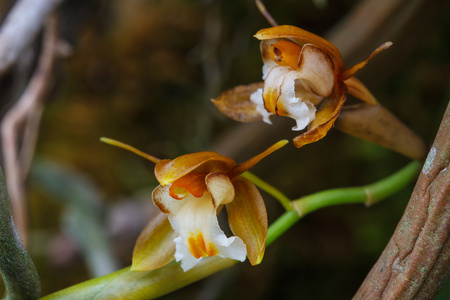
[0,0,449,298]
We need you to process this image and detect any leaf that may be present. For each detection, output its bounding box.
[334,103,428,159]
[0,167,41,299]
[132,212,177,271]
[211,82,264,122]
[227,177,268,266]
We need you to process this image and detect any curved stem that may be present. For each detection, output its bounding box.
[266,160,421,250]
[292,160,421,216]
[266,210,298,247]
[241,171,293,211]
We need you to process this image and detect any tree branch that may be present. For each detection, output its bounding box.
[0,0,63,76]
[354,101,450,299]
[1,14,59,245]
[0,167,40,300]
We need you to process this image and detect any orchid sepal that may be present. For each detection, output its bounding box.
[131,212,177,271]
[227,176,268,265]
[334,103,428,160]
[155,152,236,186]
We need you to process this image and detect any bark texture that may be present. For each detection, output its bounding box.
[354,101,450,299]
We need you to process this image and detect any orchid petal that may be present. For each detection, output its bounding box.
[131,212,177,271]
[205,172,235,207]
[293,81,347,148]
[296,44,334,97]
[335,103,427,159]
[153,185,185,216]
[155,152,236,185]
[344,77,378,105]
[341,41,392,80]
[153,185,246,272]
[211,83,264,122]
[227,177,268,266]
[228,139,288,178]
[255,25,344,73]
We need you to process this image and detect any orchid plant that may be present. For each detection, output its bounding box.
[100,138,287,272]
[0,1,436,300]
[38,15,426,300]
[213,25,426,159]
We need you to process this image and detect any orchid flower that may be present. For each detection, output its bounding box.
[212,25,426,159]
[101,137,288,272]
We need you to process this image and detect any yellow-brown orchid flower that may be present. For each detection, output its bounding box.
[213,25,392,149]
[101,137,287,272]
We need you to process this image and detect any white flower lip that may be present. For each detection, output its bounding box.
[153,184,246,272]
[251,63,317,131]
[251,42,335,132]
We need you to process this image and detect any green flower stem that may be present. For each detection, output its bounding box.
[39,161,421,300]
[266,210,299,247]
[242,171,293,211]
[266,160,422,247]
[40,258,236,300]
[293,160,422,216]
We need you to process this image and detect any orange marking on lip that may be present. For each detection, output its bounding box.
[169,172,207,199]
[187,232,219,259]
[207,242,218,257]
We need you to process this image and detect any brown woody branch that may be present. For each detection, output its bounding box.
[0,15,59,245]
[354,101,450,299]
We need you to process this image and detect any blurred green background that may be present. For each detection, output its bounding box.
[1,0,449,298]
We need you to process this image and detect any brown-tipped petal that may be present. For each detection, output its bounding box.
[335,104,428,159]
[297,44,334,97]
[293,81,347,148]
[228,139,288,178]
[344,77,378,105]
[227,177,268,266]
[341,41,393,80]
[205,172,235,207]
[212,83,264,122]
[155,152,236,185]
[255,25,344,73]
[131,212,177,271]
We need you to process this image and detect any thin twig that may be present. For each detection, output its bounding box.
[1,15,59,245]
[255,0,278,27]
